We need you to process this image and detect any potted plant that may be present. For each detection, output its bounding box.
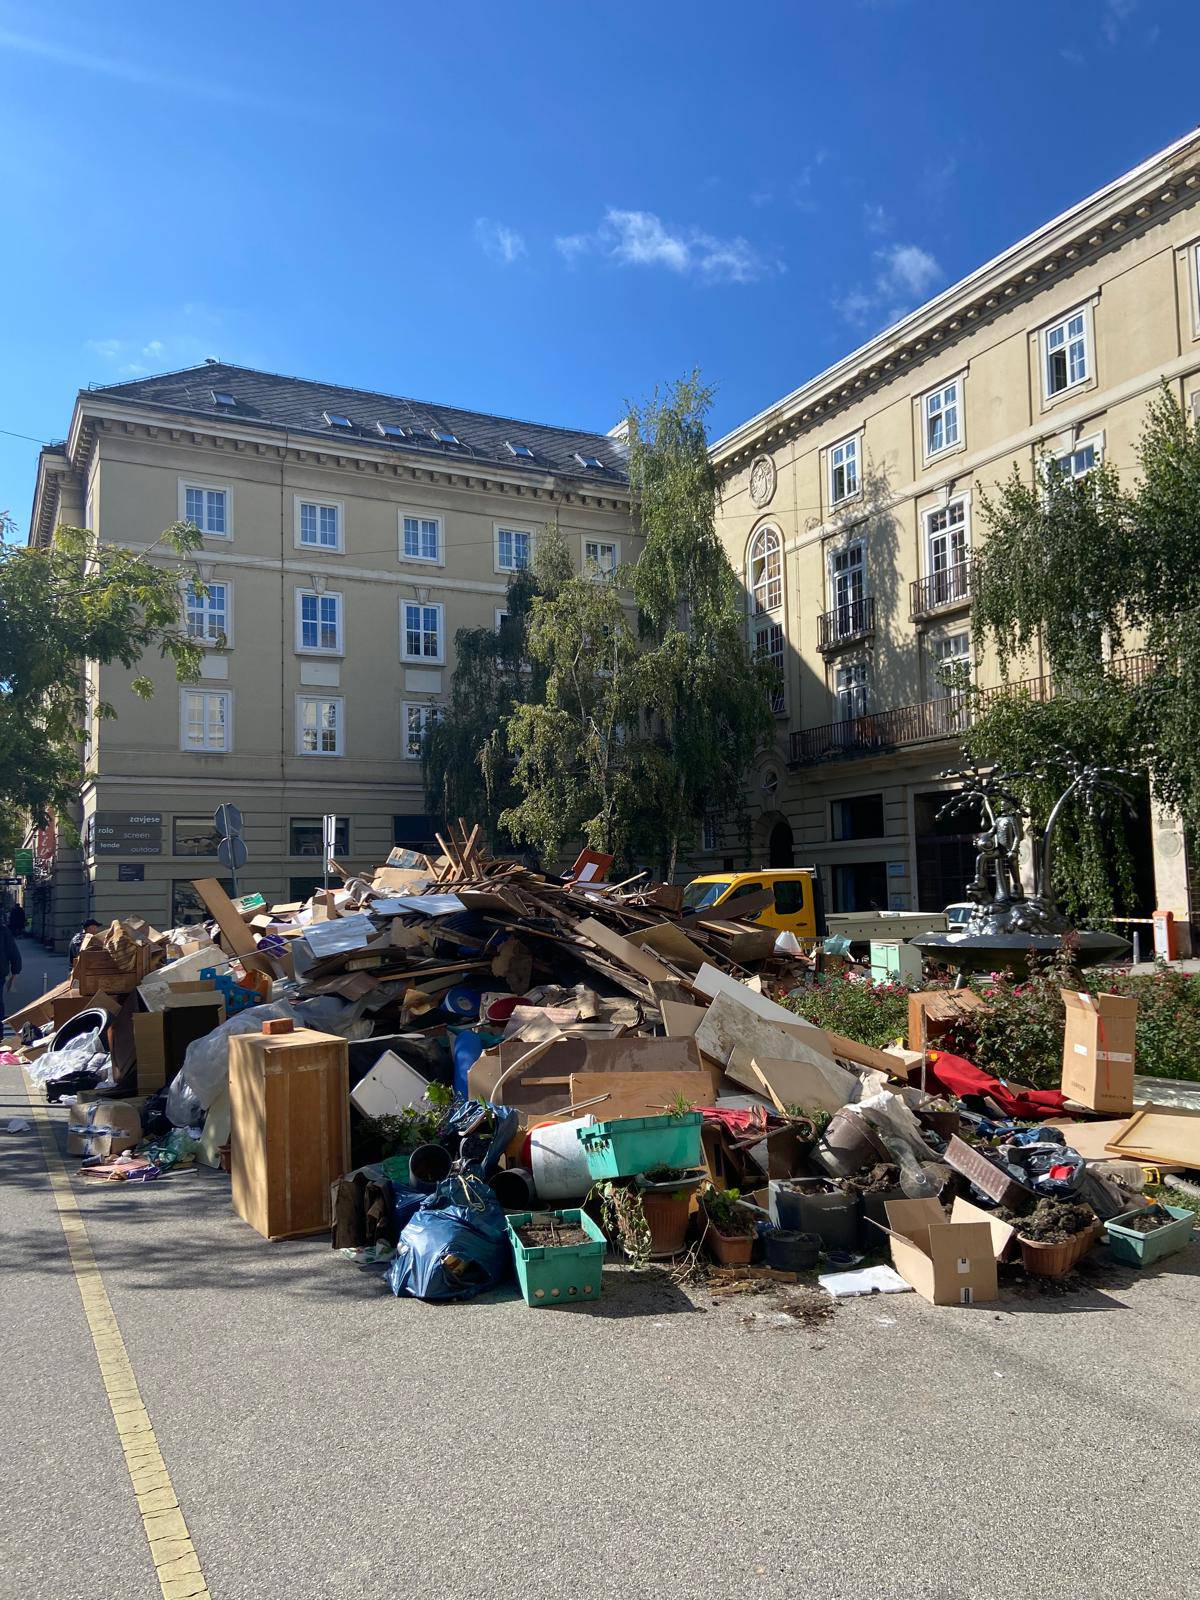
[636,1164,705,1257]
[1015,1196,1102,1278]
[369,1082,455,1183]
[699,1185,757,1265]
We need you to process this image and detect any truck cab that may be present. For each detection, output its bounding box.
[681,869,827,940]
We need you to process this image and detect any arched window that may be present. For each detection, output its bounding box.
[749,525,782,615]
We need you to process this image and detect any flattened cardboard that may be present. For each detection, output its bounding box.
[1060,989,1137,1114]
[67,1101,142,1158]
[881,1197,1002,1306]
[137,945,223,1012]
[5,976,75,1031]
[191,877,258,957]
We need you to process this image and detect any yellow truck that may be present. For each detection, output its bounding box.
[682,868,947,946]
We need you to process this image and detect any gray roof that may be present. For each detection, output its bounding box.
[89,361,629,485]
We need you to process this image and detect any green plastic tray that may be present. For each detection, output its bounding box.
[577,1112,703,1180]
[506,1208,606,1307]
[1105,1205,1195,1267]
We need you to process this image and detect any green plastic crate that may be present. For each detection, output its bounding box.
[1105,1204,1195,1268]
[577,1112,703,1180]
[381,1152,411,1185]
[506,1209,606,1307]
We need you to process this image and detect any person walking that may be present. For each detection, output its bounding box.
[0,921,22,994]
[7,901,26,938]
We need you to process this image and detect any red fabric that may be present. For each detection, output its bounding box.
[698,1106,771,1136]
[925,1051,1068,1120]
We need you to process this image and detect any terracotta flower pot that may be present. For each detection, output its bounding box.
[640,1186,693,1258]
[705,1217,755,1265]
[1018,1222,1103,1279]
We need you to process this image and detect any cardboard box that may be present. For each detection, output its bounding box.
[881,1197,1013,1306]
[229,1025,351,1240]
[133,998,225,1095]
[1060,989,1137,1114]
[67,1101,143,1158]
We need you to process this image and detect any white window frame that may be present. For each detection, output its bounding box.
[402,701,445,761]
[920,375,963,462]
[1050,431,1105,483]
[494,521,535,575]
[754,620,786,715]
[748,524,783,616]
[828,433,861,508]
[835,661,870,722]
[923,495,971,577]
[930,630,972,699]
[583,537,620,578]
[293,495,344,553]
[178,478,232,539]
[295,695,344,757]
[1187,241,1200,341]
[400,599,445,665]
[183,577,233,646]
[399,509,444,566]
[179,688,232,753]
[295,588,344,655]
[1040,304,1093,404]
[828,540,866,614]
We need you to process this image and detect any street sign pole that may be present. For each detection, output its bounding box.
[214,803,247,899]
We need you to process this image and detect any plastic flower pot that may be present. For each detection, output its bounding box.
[407,1143,452,1186]
[636,1168,704,1258]
[1105,1205,1195,1268]
[578,1113,702,1181]
[705,1220,755,1265]
[765,1229,821,1272]
[773,1179,860,1252]
[506,1208,606,1308]
[1018,1221,1103,1279]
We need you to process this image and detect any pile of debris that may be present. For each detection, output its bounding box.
[4,823,1197,1312]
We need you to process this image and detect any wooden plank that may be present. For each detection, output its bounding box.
[691,963,832,1049]
[569,1069,717,1120]
[633,922,708,971]
[695,992,856,1104]
[576,917,677,982]
[747,1054,854,1116]
[827,1031,910,1080]
[661,1000,709,1038]
[192,877,258,957]
[1103,1104,1200,1167]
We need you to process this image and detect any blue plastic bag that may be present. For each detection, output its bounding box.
[386,1172,513,1302]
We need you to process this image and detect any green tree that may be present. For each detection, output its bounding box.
[625,373,774,877]
[966,386,1200,919]
[0,517,203,853]
[422,565,546,843]
[498,526,645,861]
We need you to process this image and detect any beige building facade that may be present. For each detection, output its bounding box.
[28,365,632,943]
[709,129,1200,941]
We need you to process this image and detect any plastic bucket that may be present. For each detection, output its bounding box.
[814,1109,889,1179]
[765,1229,821,1272]
[530,1116,597,1202]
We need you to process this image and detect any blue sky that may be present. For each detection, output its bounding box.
[0,0,1189,537]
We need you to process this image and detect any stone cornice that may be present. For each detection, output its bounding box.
[713,128,1200,471]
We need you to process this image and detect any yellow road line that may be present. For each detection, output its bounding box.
[22,1072,212,1600]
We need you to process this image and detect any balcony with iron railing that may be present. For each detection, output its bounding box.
[789,653,1154,766]
[817,596,875,653]
[910,559,975,621]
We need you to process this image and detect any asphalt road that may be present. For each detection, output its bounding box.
[3,951,1199,1599]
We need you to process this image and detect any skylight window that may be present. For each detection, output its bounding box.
[211,390,237,408]
[506,441,534,459]
[323,411,353,430]
[575,452,604,470]
[432,429,459,445]
[377,422,406,439]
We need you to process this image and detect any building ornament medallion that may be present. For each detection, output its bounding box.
[748,453,777,509]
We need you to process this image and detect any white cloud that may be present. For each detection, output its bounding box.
[1102,0,1137,46]
[835,241,944,328]
[83,322,220,378]
[474,218,526,265]
[556,207,781,286]
[862,201,892,236]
